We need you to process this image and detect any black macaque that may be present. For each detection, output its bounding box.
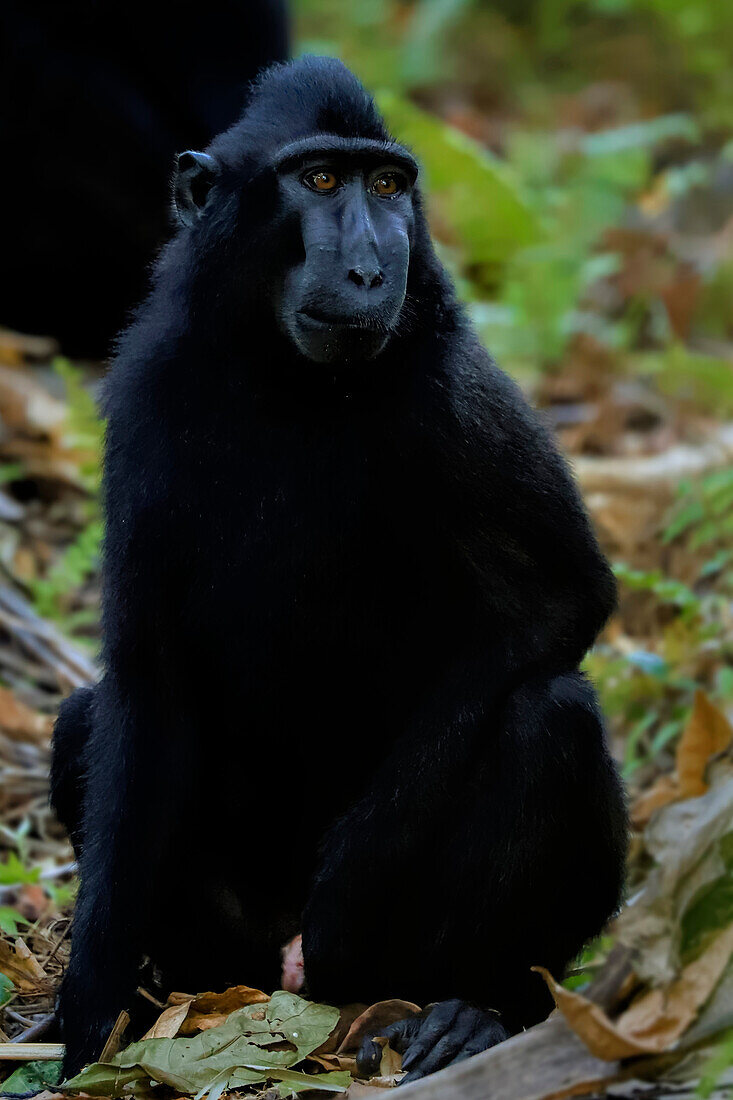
[50,56,627,1084]
[0,0,288,357]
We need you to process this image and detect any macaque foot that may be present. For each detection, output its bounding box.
[357,998,509,1084]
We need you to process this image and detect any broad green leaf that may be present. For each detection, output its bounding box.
[1,1060,63,1094]
[377,91,542,265]
[64,992,346,1098]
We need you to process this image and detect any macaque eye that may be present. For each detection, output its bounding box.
[371,172,404,196]
[303,169,339,192]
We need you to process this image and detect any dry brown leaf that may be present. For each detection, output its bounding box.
[307,1051,358,1074]
[0,686,54,744]
[532,967,653,1060]
[338,1037,404,1090]
[314,1003,368,1055]
[33,1094,95,1100]
[360,1074,403,1089]
[589,492,661,557]
[189,984,269,1013]
[0,365,67,437]
[0,937,50,992]
[338,999,421,1054]
[167,991,196,1005]
[143,999,193,1040]
[373,1036,403,1080]
[177,984,270,1036]
[630,774,680,830]
[630,692,732,827]
[534,923,733,1061]
[308,1052,337,1070]
[615,922,733,1048]
[677,692,733,798]
[0,439,89,491]
[0,330,58,365]
[619,762,733,985]
[143,986,270,1040]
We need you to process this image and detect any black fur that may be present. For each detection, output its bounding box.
[51,57,627,1078]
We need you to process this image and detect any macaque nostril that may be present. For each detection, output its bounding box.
[348,267,383,289]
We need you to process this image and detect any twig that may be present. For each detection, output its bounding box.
[40,921,72,967]
[99,1011,129,1062]
[10,1015,55,1044]
[4,1012,34,1029]
[0,1041,64,1061]
[0,586,98,690]
[136,987,166,1009]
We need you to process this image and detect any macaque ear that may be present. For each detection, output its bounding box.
[174,151,220,228]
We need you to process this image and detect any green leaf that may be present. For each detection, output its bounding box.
[62,1063,146,1096]
[613,562,700,612]
[271,1067,351,1096]
[0,907,30,936]
[0,852,40,886]
[698,1029,733,1098]
[377,91,542,265]
[0,974,14,1009]
[635,345,733,417]
[681,834,733,962]
[1,1060,63,1094]
[401,0,472,85]
[581,114,699,157]
[46,878,78,908]
[64,992,347,1098]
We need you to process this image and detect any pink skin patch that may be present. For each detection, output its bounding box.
[281,933,304,992]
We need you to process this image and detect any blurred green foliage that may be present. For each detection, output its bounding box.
[586,471,733,779]
[698,1029,733,1098]
[377,90,542,264]
[27,359,103,635]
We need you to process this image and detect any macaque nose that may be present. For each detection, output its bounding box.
[348,266,384,289]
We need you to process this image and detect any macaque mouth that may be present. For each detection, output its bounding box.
[298,307,389,332]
